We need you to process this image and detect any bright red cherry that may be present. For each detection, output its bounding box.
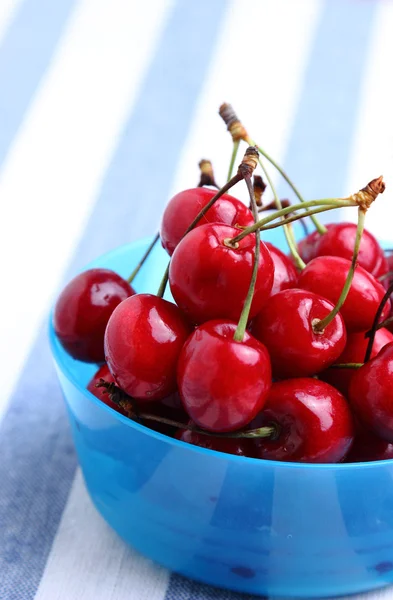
[54,268,134,363]
[176,427,256,457]
[320,328,393,396]
[265,242,298,296]
[160,187,254,255]
[169,223,274,324]
[314,222,385,276]
[177,320,272,432]
[349,342,393,442]
[252,289,346,378]
[87,363,126,415]
[252,378,354,463]
[105,294,192,402]
[346,420,393,463]
[298,256,390,332]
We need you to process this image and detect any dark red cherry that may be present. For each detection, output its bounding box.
[105,294,192,402]
[265,242,298,296]
[298,228,329,263]
[320,328,393,396]
[252,378,354,463]
[298,256,390,332]
[176,426,256,457]
[160,187,254,255]
[349,342,393,442]
[143,392,188,436]
[315,222,385,276]
[252,289,346,378]
[87,363,126,415]
[169,223,274,324]
[54,268,134,363]
[346,420,393,462]
[177,320,272,432]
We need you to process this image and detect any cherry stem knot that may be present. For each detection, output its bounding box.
[364,280,393,362]
[198,159,219,189]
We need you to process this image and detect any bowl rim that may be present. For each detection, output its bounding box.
[49,237,393,472]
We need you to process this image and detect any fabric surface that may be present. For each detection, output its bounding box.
[1,0,393,598]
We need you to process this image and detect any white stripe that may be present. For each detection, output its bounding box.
[0,0,23,44]
[34,470,170,600]
[0,0,172,420]
[343,0,393,239]
[169,0,323,204]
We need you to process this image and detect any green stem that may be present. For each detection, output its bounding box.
[329,363,364,369]
[227,140,240,182]
[378,270,393,282]
[234,176,260,342]
[364,280,393,362]
[314,208,366,332]
[127,232,160,284]
[258,204,346,232]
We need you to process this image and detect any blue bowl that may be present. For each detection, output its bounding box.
[49,233,393,598]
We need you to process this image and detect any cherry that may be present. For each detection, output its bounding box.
[54,268,134,363]
[345,420,393,463]
[298,228,329,263]
[252,289,346,378]
[265,242,298,296]
[160,187,254,255]
[252,378,354,463]
[349,342,393,443]
[298,256,390,332]
[87,363,126,415]
[177,320,272,432]
[104,294,192,402]
[176,427,256,457]
[314,222,385,276]
[169,223,274,324]
[320,327,393,396]
[142,392,189,436]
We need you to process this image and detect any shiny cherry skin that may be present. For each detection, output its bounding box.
[177,320,272,432]
[252,378,354,463]
[176,427,256,457]
[297,228,330,264]
[105,294,192,402]
[349,342,393,442]
[160,187,254,255]
[298,256,390,332]
[87,363,126,415]
[265,242,298,296]
[54,268,134,363]
[252,289,346,378]
[320,327,393,396]
[315,222,385,276]
[345,420,393,463]
[169,223,274,324]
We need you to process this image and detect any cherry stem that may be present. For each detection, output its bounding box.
[364,280,393,362]
[96,380,275,439]
[258,199,291,212]
[329,362,364,369]
[157,147,258,298]
[233,176,260,342]
[258,203,346,232]
[365,315,393,335]
[314,207,366,333]
[198,159,219,189]
[379,270,393,282]
[127,232,160,284]
[227,140,240,182]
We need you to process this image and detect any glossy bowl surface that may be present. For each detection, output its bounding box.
[49,233,393,598]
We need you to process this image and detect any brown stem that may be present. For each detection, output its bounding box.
[364,281,393,362]
[197,159,219,189]
[253,175,267,207]
[219,102,248,142]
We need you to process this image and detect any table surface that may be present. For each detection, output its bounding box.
[1,0,393,599]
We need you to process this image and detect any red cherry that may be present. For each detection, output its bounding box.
[177,320,272,432]
[252,378,354,463]
[314,222,384,276]
[54,268,134,363]
[298,228,329,263]
[143,392,189,436]
[87,363,126,414]
[265,242,298,296]
[160,187,254,255]
[176,427,256,457]
[252,289,346,378]
[346,420,393,462]
[169,223,274,324]
[320,328,393,396]
[349,342,393,442]
[298,256,390,332]
[104,294,192,402]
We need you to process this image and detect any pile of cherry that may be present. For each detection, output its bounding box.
[54,137,393,464]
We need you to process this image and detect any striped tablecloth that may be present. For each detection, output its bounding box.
[1,1,393,598]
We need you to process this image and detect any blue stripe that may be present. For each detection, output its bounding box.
[0,1,228,598]
[0,0,77,169]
